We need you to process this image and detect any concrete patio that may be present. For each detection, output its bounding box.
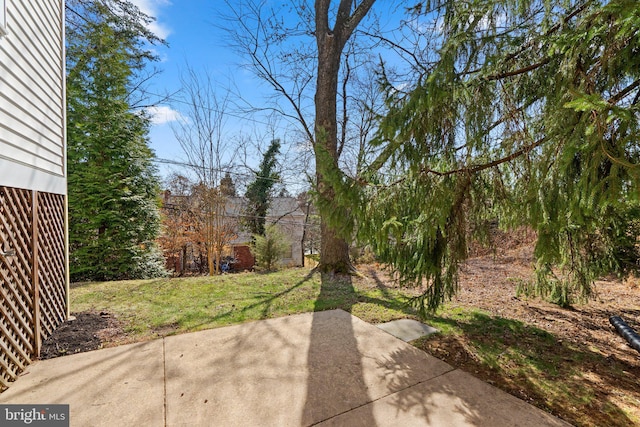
[0,310,571,426]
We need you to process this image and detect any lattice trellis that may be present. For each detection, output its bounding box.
[36,193,67,339]
[0,187,67,390]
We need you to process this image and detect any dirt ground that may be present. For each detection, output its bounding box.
[421,232,640,427]
[452,245,640,371]
[40,311,125,360]
[41,232,640,426]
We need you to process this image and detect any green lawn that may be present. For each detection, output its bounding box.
[70,267,640,426]
[70,267,419,340]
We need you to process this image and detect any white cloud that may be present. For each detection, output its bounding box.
[146,105,185,125]
[129,0,172,39]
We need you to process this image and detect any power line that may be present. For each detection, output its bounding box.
[152,156,308,187]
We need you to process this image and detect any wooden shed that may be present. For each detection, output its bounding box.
[0,0,68,390]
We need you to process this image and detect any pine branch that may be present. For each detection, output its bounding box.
[422,136,548,177]
[462,0,593,80]
[500,0,593,65]
[361,136,548,189]
[483,58,552,81]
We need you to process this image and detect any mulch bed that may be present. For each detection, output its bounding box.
[40,311,124,360]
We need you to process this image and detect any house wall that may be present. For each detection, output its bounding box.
[0,0,66,195]
[0,0,67,390]
[270,218,304,267]
[233,245,255,271]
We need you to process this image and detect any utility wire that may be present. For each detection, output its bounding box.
[152,156,308,187]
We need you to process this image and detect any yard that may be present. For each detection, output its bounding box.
[44,243,640,427]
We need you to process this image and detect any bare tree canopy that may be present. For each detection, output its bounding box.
[172,67,238,275]
[221,0,378,273]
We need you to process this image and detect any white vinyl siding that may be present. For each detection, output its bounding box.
[0,0,65,194]
[0,0,6,36]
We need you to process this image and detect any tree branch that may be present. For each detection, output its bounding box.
[359,29,431,76]
[338,52,351,158]
[364,136,548,188]
[462,1,592,79]
[343,0,376,38]
[609,78,640,105]
[484,58,552,81]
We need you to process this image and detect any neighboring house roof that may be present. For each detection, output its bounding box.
[265,197,306,219]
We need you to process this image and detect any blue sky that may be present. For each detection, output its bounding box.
[128,1,415,185]
[129,0,242,176]
[130,0,330,186]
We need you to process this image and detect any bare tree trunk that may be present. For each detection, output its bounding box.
[315,28,348,272]
[314,0,375,273]
[301,198,311,268]
[222,0,376,274]
[181,245,187,275]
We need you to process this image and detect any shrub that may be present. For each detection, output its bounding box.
[251,225,290,271]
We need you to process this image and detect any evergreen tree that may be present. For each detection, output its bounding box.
[243,139,281,236]
[66,0,166,281]
[220,172,237,196]
[332,0,640,313]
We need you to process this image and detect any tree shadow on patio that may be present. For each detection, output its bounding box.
[301,272,377,425]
